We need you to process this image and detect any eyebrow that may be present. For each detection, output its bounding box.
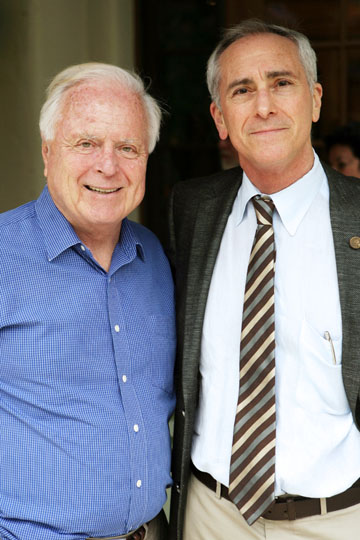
[227,70,296,92]
[74,134,142,145]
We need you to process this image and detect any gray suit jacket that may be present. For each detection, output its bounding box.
[168,163,360,540]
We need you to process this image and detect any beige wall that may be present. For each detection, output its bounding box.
[0,0,136,215]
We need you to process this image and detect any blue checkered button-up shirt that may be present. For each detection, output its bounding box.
[0,186,176,540]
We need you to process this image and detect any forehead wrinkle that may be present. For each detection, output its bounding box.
[76,132,98,140]
[55,82,149,152]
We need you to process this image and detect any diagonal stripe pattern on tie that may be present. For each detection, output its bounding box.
[229,195,276,525]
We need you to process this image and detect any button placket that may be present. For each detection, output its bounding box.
[107,273,148,528]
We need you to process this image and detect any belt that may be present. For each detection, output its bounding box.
[85,525,146,540]
[191,463,360,521]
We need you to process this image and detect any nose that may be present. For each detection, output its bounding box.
[96,147,118,177]
[255,88,275,119]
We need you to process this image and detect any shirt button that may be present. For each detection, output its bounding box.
[122,375,127,383]
[80,245,86,251]
[133,424,139,432]
[136,479,142,488]
[114,324,120,332]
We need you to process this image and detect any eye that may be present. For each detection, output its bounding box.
[122,145,136,153]
[233,87,248,96]
[118,144,141,159]
[277,79,292,88]
[75,140,96,153]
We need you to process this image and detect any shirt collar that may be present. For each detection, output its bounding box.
[112,219,145,269]
[35,186,83,261]
[35,185,145,264]
[236,152,327,236]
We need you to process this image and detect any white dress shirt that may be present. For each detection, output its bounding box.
[192,152,360,496]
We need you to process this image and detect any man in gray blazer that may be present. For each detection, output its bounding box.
[168,19,360,540]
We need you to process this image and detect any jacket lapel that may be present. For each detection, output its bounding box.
[181,171,242,404]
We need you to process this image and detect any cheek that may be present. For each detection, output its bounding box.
[124,161,147,186]
[47,158,91,203]
[65,155,95,177]
[348,162,360,176]
[132,175,146,198]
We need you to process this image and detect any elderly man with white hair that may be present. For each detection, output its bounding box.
[0,63,175,540]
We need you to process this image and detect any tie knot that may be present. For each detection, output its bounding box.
[252,195,275,226]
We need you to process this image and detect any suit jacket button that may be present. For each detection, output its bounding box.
[350,236,360,249]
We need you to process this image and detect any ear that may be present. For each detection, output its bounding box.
[41,141,50,178]
[312,83,323,123]
[210,102,229,140]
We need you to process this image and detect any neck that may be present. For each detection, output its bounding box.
[76,225,121,272]
[244,170,301,194]
[241,151,315,195]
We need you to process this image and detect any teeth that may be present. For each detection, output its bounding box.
[87,186,119,193]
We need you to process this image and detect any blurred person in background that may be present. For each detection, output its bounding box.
[326,121,360,178]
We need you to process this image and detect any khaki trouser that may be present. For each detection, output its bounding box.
[184,473,360,540]
[145,510,168,540]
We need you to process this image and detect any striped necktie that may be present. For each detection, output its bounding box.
[229,195,276,525]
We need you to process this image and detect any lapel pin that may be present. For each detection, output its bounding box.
[349,236,360,249]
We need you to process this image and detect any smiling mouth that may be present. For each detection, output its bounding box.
[85,185,120,194]
[252,127,286,135]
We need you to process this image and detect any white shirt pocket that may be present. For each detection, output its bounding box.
[295,321,350,415]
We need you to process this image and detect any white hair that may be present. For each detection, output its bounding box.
[207,19,318,108]
[39,62,162,153]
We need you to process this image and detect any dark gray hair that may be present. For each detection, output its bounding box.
[207,19,318,108]
[39,62,162,153]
